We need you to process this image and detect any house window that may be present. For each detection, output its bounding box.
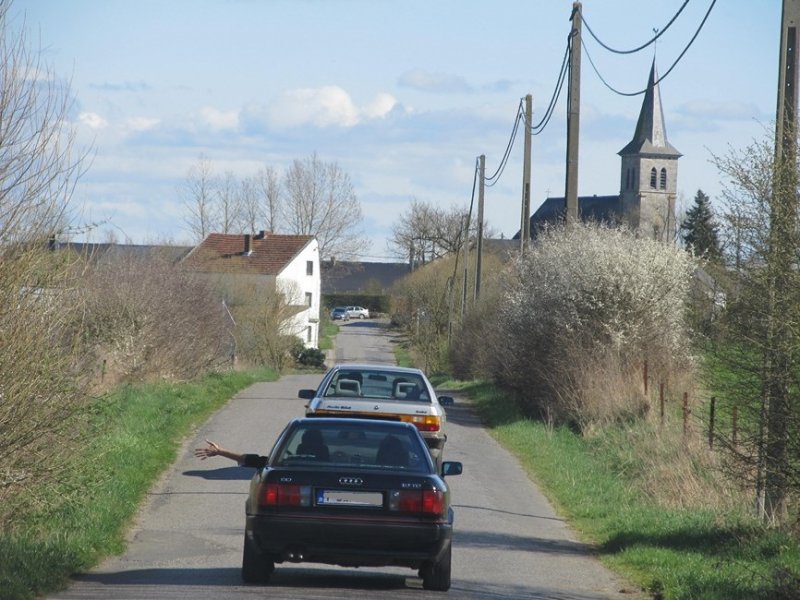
[305,292,312,306]
[306,326,312,343]
[625,169,630,190]
[660,168,667,190]
[650,168,657,189]
[306,260,313,276]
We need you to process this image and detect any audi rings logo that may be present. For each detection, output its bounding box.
[339,477,363,486]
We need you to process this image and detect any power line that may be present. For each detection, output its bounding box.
[529,34,571,136]
[580,0,691,55]
[484,100,523,186]
[581,0,717,97]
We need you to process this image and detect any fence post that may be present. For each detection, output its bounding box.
[708,396,716,449]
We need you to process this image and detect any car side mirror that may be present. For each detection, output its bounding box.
[441,461,463,477]
[438,395,455,407]
[298,389,315,400]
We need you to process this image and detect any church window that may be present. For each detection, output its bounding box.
[660,168,667,190]
[650,168,657,189]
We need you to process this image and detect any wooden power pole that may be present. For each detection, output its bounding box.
[777,0,800,161]
[521,94,532,252]
[565,2,582,224]
[475,155,485,302]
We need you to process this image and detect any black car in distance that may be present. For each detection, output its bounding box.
[242,417,463,591]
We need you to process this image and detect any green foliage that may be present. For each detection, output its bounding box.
[459,379,800,600]
[681,189,722,261]
[296,346,326,368]
[0,368,277,600]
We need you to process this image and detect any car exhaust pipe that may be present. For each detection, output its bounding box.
[285,549,304,562]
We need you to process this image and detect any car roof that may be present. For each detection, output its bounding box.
[330,363,425,376]
[289,416,419,433]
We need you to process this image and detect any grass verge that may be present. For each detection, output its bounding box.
[0,367,277,600]
[442,378,800,600]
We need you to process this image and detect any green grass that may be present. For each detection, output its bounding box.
[443,378,800,600]
[318,319,338,351]
[393,337,413,368]
[0,367,277,600]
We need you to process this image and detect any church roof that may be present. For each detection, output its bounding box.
[513,194,622,239]
[618,60,682,158]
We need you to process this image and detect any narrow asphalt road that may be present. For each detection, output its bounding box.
[50,319,641,599]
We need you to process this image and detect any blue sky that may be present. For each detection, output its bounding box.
[13,0,780,260]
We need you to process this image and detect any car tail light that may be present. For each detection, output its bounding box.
[259,483,311,507]
[390,489,445,515]
[400,415,441,432]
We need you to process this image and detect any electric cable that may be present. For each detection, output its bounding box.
[484,100,523,185]
[528,35,571,135]
[581,0,716,97]
[580,0,691,55]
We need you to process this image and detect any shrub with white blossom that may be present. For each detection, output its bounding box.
[491,223,696,428]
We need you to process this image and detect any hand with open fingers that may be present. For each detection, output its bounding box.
[194,439,221,460]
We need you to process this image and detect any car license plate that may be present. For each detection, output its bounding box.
[316,489,383,507]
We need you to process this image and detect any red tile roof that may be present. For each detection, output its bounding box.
[182,233,314,275]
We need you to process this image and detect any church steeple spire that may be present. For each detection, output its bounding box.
[619,60,681,158]
[618,60,681,242]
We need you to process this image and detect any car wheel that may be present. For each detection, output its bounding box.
[359,314,366,319]
[241,534,274,584]
[422,541,451,591]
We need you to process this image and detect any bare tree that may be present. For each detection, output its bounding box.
[283,152,367,260]
[181,154,218,242]
[217,170,241,234]
[238,176,259,235]
[0,0,90,506]
[388,199,472,267]
[0,1,87,244]
[255,164,282,233]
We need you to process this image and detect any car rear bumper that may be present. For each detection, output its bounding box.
[246,513,452,568]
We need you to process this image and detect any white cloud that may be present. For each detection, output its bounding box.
[265,86,397,129]
[363,93,397,119]
[268,85,359,128]
[125,116,160,132]
[79,112,108,129]
[197,106,239,130]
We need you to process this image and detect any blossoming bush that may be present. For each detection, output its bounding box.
[490,223,695,428]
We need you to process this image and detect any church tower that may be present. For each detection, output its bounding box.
[618,60,681,241]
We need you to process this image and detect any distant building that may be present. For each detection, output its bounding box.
[321,259,409,295]
[517,60,681,242]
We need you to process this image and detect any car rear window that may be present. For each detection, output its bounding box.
[323,370,430,402]
[274,423,430,472]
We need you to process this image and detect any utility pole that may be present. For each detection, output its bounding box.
[758,0,800,525]
[475,155,485,302]
[521,94,532,252]
[776,0,800,161]
[565,2,582,224]
[461,214,469,319]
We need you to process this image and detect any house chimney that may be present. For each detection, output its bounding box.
[244,234,252,255]
[255,230,266,240]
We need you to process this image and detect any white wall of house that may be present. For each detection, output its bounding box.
[276,238,321,348]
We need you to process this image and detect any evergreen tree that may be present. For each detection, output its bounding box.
[681,189,721,260]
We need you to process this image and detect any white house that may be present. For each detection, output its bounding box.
[183,231,321,348]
